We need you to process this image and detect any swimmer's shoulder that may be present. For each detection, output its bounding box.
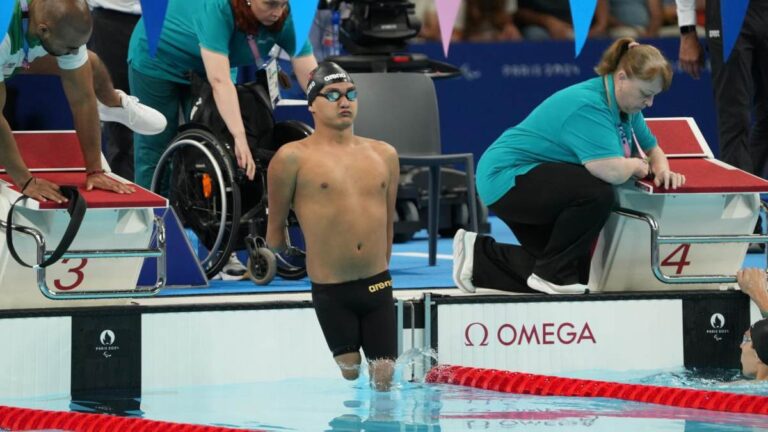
[358,136,397,159]
[271,138,312,171]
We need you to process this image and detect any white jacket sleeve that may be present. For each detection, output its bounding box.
[675,0,697,27]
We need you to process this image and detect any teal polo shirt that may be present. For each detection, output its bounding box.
[128,0,313,83]
[476,75,658,206]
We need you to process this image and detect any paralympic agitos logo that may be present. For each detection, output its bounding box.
[464,321,596,346]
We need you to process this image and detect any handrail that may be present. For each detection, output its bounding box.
[1,215,167,299]
[614,207,768,284]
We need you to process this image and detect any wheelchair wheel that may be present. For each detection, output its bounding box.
[438,197,490,238]
[394,200,420,243]
[274,226,307,280]
[248,248,277,285]
[152,127,242,278]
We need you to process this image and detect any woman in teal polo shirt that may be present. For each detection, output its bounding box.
[127,0,318,189]
[453,38,686,295]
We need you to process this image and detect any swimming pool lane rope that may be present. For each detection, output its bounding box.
[0,405,266,432]
[426,364,768,415]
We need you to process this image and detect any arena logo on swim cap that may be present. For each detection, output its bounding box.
[324,73,349,82]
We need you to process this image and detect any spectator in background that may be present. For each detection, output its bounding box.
[416,0,521,42]
[411,0,444,41]
[515,0,609,40]
[87,0,142,181]
[459,0,522,42]
[608,0,663,38]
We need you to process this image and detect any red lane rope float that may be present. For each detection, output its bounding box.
[0,405,266,432]
[425,365,768,416]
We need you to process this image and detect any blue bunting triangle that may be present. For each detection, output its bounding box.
[569,0,597,58]
[289,0,315,56]
[0,1,14,45]
[139,0,169,58]
[721,0,749,62]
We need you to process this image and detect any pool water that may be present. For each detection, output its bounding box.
[3,361,768,432]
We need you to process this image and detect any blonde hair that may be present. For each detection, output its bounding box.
[594,38,673,91]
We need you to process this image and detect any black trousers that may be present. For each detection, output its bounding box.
[472,163,615,292]
[705,0,768,178]
[88,8,141,182]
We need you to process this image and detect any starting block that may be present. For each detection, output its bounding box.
[0,131,168,309]
[590,118,768,292]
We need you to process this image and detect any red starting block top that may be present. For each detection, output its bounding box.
[0,172,167,209]
[636,158,768,194]
[645,118,711,158]
[0,131,86,171]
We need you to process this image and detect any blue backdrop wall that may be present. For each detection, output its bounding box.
[5,38,717,166]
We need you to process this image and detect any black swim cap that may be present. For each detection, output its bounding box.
[306,61,354,105]
[752,319,768,365]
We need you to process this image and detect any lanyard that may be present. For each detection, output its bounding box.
[20,0,30,69]
[617,123,647,159]
[246,35,263,67]
[604,75,646,159]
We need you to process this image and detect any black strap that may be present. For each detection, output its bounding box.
[5,186,87,268]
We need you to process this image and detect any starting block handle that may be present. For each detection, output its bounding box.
[614,207,768,285]
[5,216,168,300]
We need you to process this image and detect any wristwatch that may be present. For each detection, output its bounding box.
[680,25,697,35]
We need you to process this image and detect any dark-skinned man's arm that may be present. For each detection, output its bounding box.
[59,61,133,193]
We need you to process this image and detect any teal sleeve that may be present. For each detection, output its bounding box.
[562,105,624,163]
[631,112,658,152]
[196,0,235,55]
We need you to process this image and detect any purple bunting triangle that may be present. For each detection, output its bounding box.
[721,0,749,63]
[435,0,462,57]
[569,0,597,58]
[0,1,14,47]
[139,0,169,58]
[289,0,315,56]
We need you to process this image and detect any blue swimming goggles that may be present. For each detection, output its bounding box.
[317,88,357,102]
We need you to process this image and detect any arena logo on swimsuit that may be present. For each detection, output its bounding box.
[368,279,392,293]
[463,322,596,346]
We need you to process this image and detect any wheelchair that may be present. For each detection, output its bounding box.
[151,76,310,284]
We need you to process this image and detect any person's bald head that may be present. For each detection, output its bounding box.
[29,0,92,57]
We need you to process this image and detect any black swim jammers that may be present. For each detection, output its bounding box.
[311,270,397,361]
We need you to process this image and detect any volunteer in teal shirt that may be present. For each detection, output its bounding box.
[452,38,686,295]
[127,0,318,188]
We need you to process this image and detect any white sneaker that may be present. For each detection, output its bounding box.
[97,89,167,135]
[217,253,248,281]
[452,228,478,293]
[527,273,589,295]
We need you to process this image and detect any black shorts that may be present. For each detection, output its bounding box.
[311,270,397,361]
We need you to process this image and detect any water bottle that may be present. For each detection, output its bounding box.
[330,10,341,57]
[318,9,333,60]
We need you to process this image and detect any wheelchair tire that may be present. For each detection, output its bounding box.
[277,264,307,280]
[276,227,307,280]
[152,127,242,279]
[248,248,277,285]
[438,197,490,238]
[394,200,420,243]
